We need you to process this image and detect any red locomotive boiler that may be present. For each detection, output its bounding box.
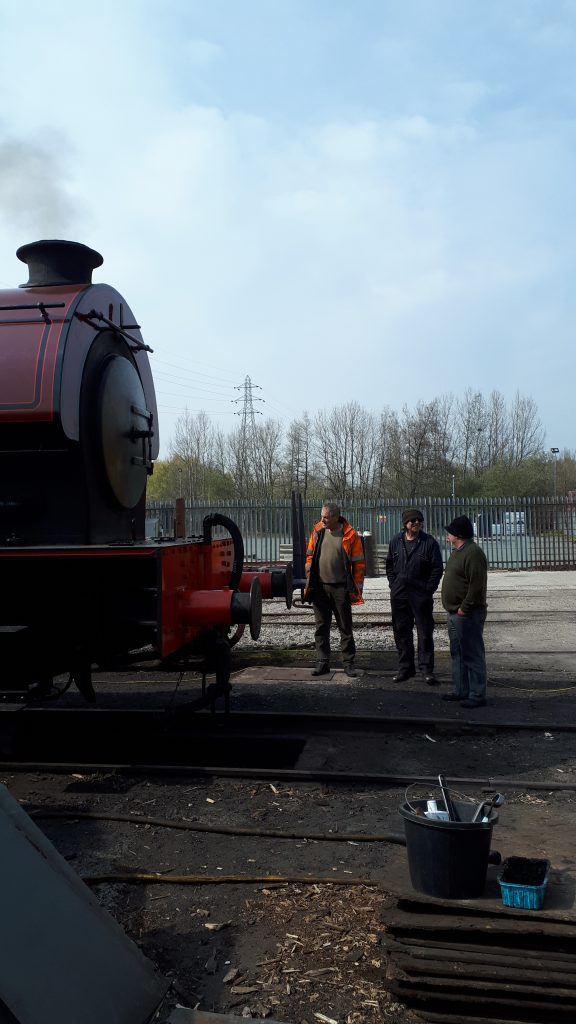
[0,240,290,700]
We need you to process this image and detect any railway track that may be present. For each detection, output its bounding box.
[262,609,574,622]
[5,762,575,794]
[2,708,576,782]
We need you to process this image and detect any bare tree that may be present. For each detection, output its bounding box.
[252,418,284,498]
[508,391,545,465]
[284,413,314,498]
[313,402,378,501]
[370,408,395,498]
[382,410,404,494]
[170,409,216,499]
[456,390,489,477]
[401,400,444,497]
[212,425,229,476]
[486,390,508,466]
[427,394,456,492]
[164,389,548,501]
[313,407,351,500]
[350,405,379,499]
[226,425,252,498]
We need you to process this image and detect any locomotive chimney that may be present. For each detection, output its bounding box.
[16,239,104,288]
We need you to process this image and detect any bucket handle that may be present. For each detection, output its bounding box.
[404,781,478,816]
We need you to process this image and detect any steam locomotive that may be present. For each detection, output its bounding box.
[0,240,292,701]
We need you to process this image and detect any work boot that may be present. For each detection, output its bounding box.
[311,663,330,676]
[393,670,415,683]
[344,664,358,678]
[27,676,54,699]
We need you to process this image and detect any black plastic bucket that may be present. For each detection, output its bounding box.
[399,798,498,899]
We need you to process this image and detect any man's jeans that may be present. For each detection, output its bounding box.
[447,608,487,701]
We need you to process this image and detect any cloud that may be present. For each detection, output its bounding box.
[0,0,575,455]
[0,131,83,266]
[184,37,225,67]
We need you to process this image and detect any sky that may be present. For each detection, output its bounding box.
[1,0,575,458]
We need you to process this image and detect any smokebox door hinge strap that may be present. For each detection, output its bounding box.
[75,309,153,352]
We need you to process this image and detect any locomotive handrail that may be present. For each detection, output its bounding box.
[0,302,66,325]
[202,513,244,591]
[0,302,65,310]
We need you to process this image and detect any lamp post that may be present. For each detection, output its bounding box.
[174,453,192,501]
[550,448,560,498]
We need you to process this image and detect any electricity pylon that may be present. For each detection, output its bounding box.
[233,376,263,496]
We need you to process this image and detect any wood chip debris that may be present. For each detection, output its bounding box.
[223,967,240,984]
[226,883,394,1022]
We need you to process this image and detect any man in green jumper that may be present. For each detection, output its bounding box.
[441,515,488,709]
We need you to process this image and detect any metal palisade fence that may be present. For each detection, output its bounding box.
[146,496,576,570]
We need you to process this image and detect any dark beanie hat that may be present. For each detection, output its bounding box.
[402,508,424,526]
[445,515,474,540]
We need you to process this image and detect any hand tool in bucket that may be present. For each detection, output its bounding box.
[471,792,505,823]
[438,774,459,821]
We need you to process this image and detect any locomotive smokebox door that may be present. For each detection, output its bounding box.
[98,355,154,509]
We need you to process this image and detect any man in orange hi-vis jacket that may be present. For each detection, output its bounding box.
[304,501,365,678]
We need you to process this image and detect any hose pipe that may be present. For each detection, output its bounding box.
[203,513,245,591]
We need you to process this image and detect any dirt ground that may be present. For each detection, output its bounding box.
[3,571,576,1024]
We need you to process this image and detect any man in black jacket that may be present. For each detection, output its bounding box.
[386,508,443,685]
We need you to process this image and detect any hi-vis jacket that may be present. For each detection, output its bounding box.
[304,517,365,605]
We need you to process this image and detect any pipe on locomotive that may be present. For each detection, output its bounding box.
[202,513,244,590]
[202,512,293,609]
[173,513,262,639]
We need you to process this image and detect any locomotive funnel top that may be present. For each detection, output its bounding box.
[16,239,104,288]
